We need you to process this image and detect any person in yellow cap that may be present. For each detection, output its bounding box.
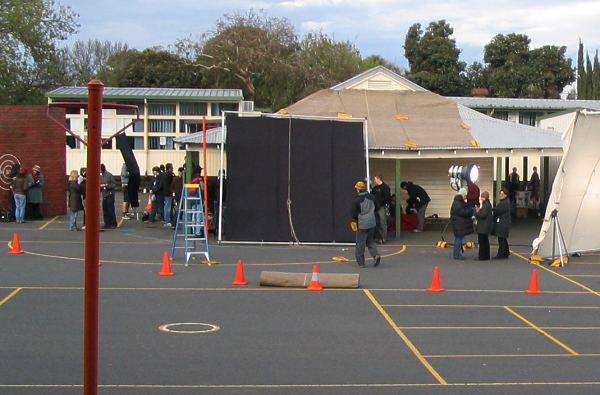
[351,180,381,268]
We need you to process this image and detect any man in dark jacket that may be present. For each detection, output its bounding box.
[401,181,431,232]
[351,181,381,268]
[450,188,474,260]
[493,188,512,259]
[371,175,391,243]
[146,166,163,223]
[162,163,174,226]
[475,191,494,260]
[100,164,117,229]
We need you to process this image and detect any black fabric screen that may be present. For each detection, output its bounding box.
[116,133,140,208]
[225,114,366,242]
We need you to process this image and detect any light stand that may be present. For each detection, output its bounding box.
[550,209,569,267]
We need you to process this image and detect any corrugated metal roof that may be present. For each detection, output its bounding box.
[449,96,600,111]
[331,66,426,92]
[173,127,224,145]
[459,105,562,149]
[47,86,243,101]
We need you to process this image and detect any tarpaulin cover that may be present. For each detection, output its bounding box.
[532,111,600,257]
[284,89,474,149]
[116,133,140,208]
[224,114,366,242]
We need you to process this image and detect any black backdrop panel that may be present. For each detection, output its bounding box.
[225,114,365,242]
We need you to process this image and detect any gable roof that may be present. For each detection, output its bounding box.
[331,65,426,92]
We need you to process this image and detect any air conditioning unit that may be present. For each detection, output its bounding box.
[241,101,254,113]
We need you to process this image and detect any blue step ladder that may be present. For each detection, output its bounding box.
[170,184,210,266]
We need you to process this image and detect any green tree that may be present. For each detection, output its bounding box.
[483,33,531,97]
[403,20,467,95]
[359,55,403,75]
[465,61,489,90]
[0,0,78,103]
[65,39,129,85]
[293,32,362,100]
[195,10,298,107]
[577,40,587,99]
[593,51,600,98]
[483,34,574,98]
[527,45,574,98]
[102,48,203,88]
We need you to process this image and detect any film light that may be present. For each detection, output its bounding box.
[448,164,479,191]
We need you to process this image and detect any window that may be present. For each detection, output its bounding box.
[149,119,175,133]
[148,103,176,116]
[211,102,238,115]
[132,119,144,132]
[180,120,201,134]
[491,111,509,121]
[519,111,540,127]
[149,136,174,150]
[116,136,144,150]
[180,102,207,116]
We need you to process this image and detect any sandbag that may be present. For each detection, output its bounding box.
[260,271,359,288]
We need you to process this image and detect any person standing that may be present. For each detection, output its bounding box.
[67,170,84,230]
[371,175,391,243]
[530,166,541,216]
[79,168,87,229]
[507,167,520,209]
[450,188,474,260]
[400,181,431,232]
[120,163,131,219]
[474,191,493,260]
[162,163,174,227]
[466,180,480,208]
[100,164,117,229]
[493,188,512,259]
[351,181,381,268]
[26,164,45,220]
[146,166,163,223]
[10,167,28,224]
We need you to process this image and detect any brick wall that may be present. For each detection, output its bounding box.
[0,106,67,216]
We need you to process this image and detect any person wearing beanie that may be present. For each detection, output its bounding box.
[26,164,44,220]
[351,180,381,268]
[401,181,431,232]
[450,191,475,260]
[475,190,494,260]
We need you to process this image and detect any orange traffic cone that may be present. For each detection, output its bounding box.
[306,264,324,291]
[232,259,248,285]
[426,266,445,292]
[9,232,24,255]
[525,269,542,294]
[145,195,153,211]
[159,251,174,276]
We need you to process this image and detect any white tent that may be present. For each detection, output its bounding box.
[532,111,600,257]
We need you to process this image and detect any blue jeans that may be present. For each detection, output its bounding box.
[163,196,173,224]
[69,211,79,229]
[453,235,464,259]
[14,193,26,223]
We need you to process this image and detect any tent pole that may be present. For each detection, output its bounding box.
[395,159,402,239]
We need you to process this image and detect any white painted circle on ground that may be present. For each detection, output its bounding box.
[158,322,220,334]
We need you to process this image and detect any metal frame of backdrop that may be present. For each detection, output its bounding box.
[217,112,369,245]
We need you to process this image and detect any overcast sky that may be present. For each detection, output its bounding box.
[60,0,600,69]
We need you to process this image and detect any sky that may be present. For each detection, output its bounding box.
[59,0,600,70]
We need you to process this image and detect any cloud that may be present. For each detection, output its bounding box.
[300,20,333,33]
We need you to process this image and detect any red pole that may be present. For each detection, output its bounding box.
[84,80,103,395]
[202,116,209,238]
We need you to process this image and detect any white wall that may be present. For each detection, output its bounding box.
[370,157,494,218]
